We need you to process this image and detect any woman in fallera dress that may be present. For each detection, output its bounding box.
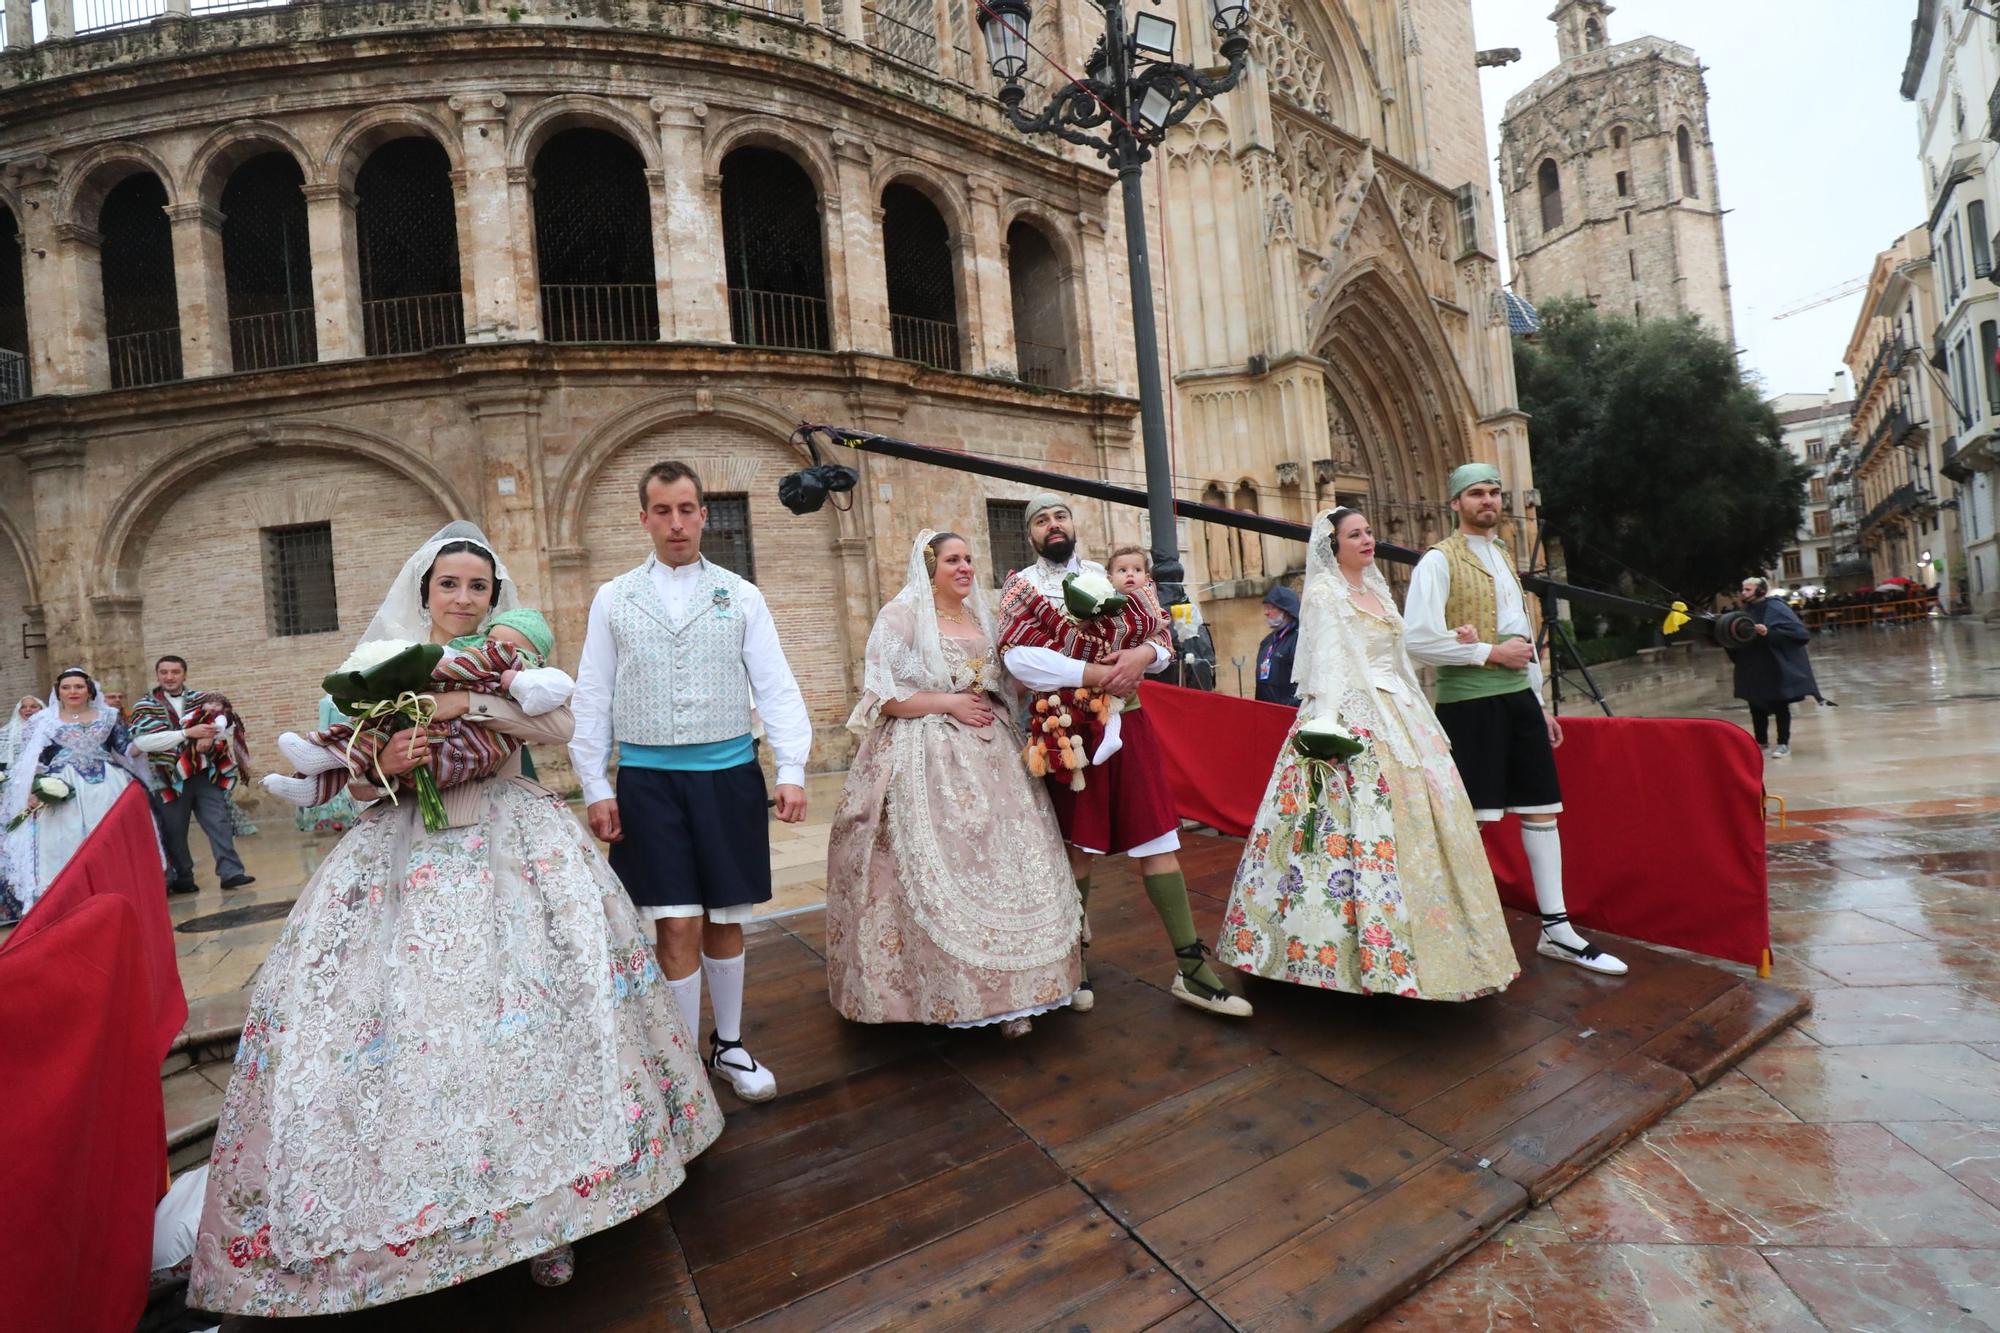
[190,522,721,1315]
[825,530,1083,1037]
[1218,507,1519,1001]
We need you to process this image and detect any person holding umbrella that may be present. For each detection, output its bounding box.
[1728,576,1831,759]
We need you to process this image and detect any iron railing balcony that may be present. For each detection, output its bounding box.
[1862,482,1932,533]
[1015,338,1067,387]
[109,326,184,387]
[727,287,830,352]
[889,312,961,371]
[363,292,465,357]
[0,348,29,402]
[1857,336,1908,405]
[540,284,660,343]
[228,308,316,372]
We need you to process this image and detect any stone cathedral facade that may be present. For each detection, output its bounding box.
[1498,0,1735,343]
[0,0,1528,792]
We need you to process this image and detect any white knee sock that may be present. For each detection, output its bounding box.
[278,732,346,776]
[665,969,703,1039]
[702,952,746,1045]
[1521,822,1588,950]
[260,772,318,807]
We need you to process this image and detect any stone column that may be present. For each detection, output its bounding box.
[88,594,146,705]
[448,94,534,341]
[8,160,76,393]
[3,1,33,50]
[841,0,865,42]
[963,175,1014,374]
[302,183,362,361]
[1076,210,1122,394]
[652,98,728,342]
[22,441,90,668]
[166,202,232,378]
[461,386,550,613]
[54,223,110,393]
[43,0,72,40]
[831,133,886,354]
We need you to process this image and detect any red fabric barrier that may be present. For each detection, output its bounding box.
[1140,683,1769,967]
[0,782,186,1333]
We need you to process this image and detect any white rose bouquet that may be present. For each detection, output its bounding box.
[1062,570,1130,620]
[1291,715,1364,848]
[321,639,451,831]
[6,775,74,831]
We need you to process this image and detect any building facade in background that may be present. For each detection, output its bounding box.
[0,0,1529,788]
[1767,392,1852,591]
[1903,0,2000,616]
[1497,0,1735,341]
[1838,227,1963,606]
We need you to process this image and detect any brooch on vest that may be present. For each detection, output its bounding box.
[711,586,733,618]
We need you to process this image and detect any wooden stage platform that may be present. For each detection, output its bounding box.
[227,832,1805,1332]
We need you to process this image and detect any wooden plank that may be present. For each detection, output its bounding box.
[1340,1001,1564,1115]
[941,968,1265,1150]
[1208,1155,1527,1332]
[1473,1052,1692,1201]
[1136,1106,1448,1288]
[716,981,927,1104]
[1061,1058,1370,1224]
[1142,1302,1235,1332]
[693,1139,1065,1328]
[1509,949,1742,1048]
[694,1053,953,1161]
[1399,1030,1620,1149]
[673,1061,1018,1271]
[1639,980,1812,1086]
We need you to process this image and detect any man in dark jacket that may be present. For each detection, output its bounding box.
[1727,577,1829,758]
[1255,585,1301,707]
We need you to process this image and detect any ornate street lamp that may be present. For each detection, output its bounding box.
[977,0,1252,603]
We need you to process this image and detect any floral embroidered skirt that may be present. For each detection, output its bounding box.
[826,713,1082,1027]
[189,780,723,1316]
[1217,704,1519,1001]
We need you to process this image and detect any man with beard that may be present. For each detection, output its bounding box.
[1403,464,1626,975]
[996,495,1253,1018]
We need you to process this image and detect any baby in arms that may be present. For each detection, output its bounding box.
[262,609,572,806]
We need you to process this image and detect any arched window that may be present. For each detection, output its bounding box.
[1584,17,1603,50]
[1537,158,1563,232]
[99,173,182,388]
[1008,218,1071,388]
[533,129,659,342]
[0,205,30,401]
[1677,126,1698,198]
[1201,483,1234,583]
[221,152,316,371]
[357,137,464,355]
[882,183,960,370]
[1610,126,1627,150]
[721,146,829,351]
[1232,480,1264,580]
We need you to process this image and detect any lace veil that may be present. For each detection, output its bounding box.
[847,529,998,733]
[1,670,138,902]
[1292,509,1429,767]
[357,521,519,649]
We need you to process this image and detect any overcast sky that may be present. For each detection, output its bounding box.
[1470,0,1926,400]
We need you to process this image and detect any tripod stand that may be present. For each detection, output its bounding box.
[1527,531,1614,718]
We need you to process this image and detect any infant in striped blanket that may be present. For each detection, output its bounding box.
[260,608,573,808]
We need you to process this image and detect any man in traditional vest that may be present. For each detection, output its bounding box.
[571,461,812,1103]
[996,494,1253,1018]
[1403,464,1627,975]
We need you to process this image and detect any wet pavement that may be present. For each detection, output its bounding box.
[1372,618,2000,1330]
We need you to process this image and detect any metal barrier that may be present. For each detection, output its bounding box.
[889,311,960,370]
[539,283,660,343]
[1800,595,1937,629]
[362,292,465,357]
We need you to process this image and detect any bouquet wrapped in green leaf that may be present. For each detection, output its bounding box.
[1291,715,1364,850]
[5,775,73,832]
[1062,570,1130,620]
[321,639,450,832]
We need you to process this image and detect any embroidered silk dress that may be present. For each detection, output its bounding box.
[1219,597,1519,1001]
[4,715,144,916]
[826,613,1082,1026]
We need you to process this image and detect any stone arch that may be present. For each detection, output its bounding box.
[0,502,42,611]
[185,120,320,208]
[552,390,814,548]
[702,116,839,203]
[509,95,664,175]
[999,198,1084,278]
[870,160,970,237]
[325,104,467,192]
[58,142,179,229]
[93,422,472,600]
[1258,0,1374,135]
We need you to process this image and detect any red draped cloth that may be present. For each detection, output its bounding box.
[1139,683,1770,967]
[0,782,187,1333]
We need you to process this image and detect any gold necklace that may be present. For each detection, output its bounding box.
[936,603,969,625]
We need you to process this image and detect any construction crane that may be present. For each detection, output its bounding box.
[1772,277,1869,320]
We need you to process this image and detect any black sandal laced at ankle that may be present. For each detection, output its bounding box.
[1537,912,1607,963]
[1174,940,1230,1000]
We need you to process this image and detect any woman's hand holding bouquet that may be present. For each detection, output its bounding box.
[322,640,451,832]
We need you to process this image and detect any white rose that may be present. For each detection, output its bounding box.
[35,776,71,801]
[1297,715,1355,742]
[336,639,416,674]
[1070,571,1117,602]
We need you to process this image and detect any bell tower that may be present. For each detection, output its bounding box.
[1552,1,1614,62]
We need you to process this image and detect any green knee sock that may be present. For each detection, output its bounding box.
[1143,870,1224,992]
[1075,876,1092,981]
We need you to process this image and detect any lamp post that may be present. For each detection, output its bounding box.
[976,0,1252,604]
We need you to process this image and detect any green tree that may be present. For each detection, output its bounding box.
[1513,298,1809,609]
